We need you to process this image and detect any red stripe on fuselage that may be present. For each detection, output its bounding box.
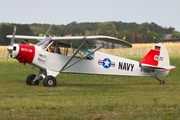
[16,44,35,64]
[140,49,160,66]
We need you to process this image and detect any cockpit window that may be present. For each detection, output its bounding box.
[48,42,62,54]
[41,40,62,54]
[74,48,94,60]
[36,37,52,46]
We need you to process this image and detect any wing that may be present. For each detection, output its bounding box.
[6,35,45,44]
[51,36,132,49]
[7,35,132,49]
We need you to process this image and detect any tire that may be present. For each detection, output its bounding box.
[26,74,39,85]
[160,80,165,84]
[43,76,57,87]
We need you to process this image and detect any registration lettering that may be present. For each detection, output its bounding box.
[21,48,33,52]
[154,55,163,61]
[140,68,155,73]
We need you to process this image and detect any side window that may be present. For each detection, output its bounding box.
[75,48,94,60]
[49,42,62,54]
[86,49,94,60]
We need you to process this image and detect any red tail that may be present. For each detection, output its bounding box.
[140,46,160,66]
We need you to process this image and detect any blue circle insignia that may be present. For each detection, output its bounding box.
[102,58,111,69]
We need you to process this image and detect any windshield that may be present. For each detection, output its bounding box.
[36,37,52,46]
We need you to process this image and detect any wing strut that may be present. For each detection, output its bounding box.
[61,44,105,72]
[60,40,87,72]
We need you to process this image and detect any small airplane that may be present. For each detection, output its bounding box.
[7,26,175,87]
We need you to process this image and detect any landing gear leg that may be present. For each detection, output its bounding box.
[154,76,165,84]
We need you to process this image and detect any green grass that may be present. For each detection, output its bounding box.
[0,54,179,120]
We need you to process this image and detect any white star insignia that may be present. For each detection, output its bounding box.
[104,60,110,67]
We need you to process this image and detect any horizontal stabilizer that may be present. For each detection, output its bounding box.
[140,63,176,71]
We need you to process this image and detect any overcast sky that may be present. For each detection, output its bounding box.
[0,0,179,31]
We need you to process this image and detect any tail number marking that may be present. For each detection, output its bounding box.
[154,55,163,61]
[140,68,155,73]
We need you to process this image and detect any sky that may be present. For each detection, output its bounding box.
[0,0,180,31]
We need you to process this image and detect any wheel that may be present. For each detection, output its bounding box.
[43,76,57,87]
[26,74,39,85]
[160,80,165,84]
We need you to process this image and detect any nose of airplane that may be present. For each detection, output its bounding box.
[7,44,20,58]
[7,43,35,64]
[15,44,35,64]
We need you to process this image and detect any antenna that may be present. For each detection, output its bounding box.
[44,24,53,37]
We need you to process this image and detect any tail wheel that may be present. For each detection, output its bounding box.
[43,76,57,87]
[26,74,39,85]
[160,80,165,84]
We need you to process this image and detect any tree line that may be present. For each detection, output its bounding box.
[0,21,180,45]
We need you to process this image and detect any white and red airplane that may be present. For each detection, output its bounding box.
[7,27,175,87]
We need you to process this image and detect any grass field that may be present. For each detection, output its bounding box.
[0,44,180,120]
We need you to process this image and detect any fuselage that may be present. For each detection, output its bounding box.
[9,44,169,78]
[32,45,168,77]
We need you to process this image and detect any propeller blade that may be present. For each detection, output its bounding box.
[7,26,17,53]
[10,26,16,46]
[5,26,17,69]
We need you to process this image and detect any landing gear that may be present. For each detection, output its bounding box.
[26,75,57,87]
[26,71,57,87]
[26,74,39,85]
[154,76,165,84]
[43,76,57,87]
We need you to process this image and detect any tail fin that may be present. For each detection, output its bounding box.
[140,43,175,71]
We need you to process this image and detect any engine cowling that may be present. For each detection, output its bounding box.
[8,44,35,64]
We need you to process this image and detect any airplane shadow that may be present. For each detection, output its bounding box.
[56,81,166,88]
[56,83,123,88]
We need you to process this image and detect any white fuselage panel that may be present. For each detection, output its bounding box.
[32,46,168,77]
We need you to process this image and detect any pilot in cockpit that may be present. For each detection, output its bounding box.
[49,42,62,54]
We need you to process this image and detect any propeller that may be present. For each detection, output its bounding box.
[10,26,16,45]
[4,26,17,69]
[7,26,16,54]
